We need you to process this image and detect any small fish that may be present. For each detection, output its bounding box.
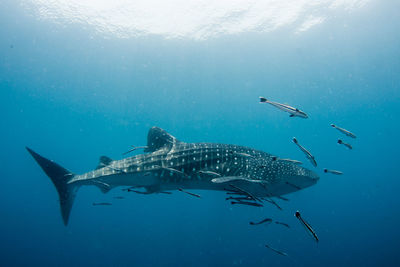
[249,218,272,225]
[324,169,343,175]
[122,145,148,155]
[275,221,290,228]
[260,96,308,118]
[295,210,319,242]
[234,152,253,158]
[272,156,302,165]
[263,197,282,210]
[285,181,302,190]
[156,166,188,177]
[331,124,356,138]
[92,202,112,206]
[265,244,288,256]
[198,170,221,177]
[231,201,263,207]
[103,165,126,173]
[125,188,152,194]
[229,184,262,203]
[338,139,352,150]
[113,196,125,199]
[226,191,246,195]
[275,195,289,201]
[178,188,201,198]
[225,196,252,201]
[292,137,317,167]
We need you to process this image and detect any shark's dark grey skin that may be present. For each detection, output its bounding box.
[26,126,319,225]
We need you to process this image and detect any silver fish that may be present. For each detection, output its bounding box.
[265,244,288,256]
[292,138,317,167]
[272,156,302,165]
[231,201,263,207]
[275,221,290,228]
[324,169,343,175]
[260,97,308,118]
[295,210,319,242]
[338,139,352,150]
[331,124,356,138]
[249,218,272,225]
[122,145,148,155]
[178,188,201,198]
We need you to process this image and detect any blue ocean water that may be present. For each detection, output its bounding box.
[1,1,400,266]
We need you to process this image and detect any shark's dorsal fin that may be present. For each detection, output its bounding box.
[96,156,113,169]
[145,127,182,152]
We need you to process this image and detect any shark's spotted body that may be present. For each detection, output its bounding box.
[27,127,319,225]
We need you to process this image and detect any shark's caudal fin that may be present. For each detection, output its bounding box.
[26,147,78,226]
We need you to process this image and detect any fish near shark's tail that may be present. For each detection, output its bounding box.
[26,147,79,226]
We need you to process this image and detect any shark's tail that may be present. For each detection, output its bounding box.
[26,147,79,226]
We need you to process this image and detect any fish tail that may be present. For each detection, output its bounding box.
[26,147,79,226]
[259,96,268,103]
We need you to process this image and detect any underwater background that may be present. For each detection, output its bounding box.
[1,0,400,266]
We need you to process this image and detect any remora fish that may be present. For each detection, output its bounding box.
[338,139,352,150]
[249,218,272,225]
[26,126,319,225]
[295,210,319,242]
[292,138,317,167]
[272,156,302,165]
[265,244,288,256]
[275,221,290,228]
[324,169,343,175]
[122,145,148,156]
[231,201,263,207]
[178,188,201,198]
[331,124,356,138]
[259,97,308,118]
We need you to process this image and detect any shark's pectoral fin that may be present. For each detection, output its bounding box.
[96,156,114,169]
[94,181,112,194]
[289,114,295,117]
[211,177,262,184]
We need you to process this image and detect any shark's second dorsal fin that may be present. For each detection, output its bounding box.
[145,127,182,153]
[96,156,113,169]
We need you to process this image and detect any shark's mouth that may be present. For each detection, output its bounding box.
[23,0,369,40]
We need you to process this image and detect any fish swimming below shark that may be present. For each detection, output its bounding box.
[26,126,319,225]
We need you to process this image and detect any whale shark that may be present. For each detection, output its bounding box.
[26,126,319,225]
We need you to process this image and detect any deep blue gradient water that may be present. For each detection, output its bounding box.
[1,1,400,266]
